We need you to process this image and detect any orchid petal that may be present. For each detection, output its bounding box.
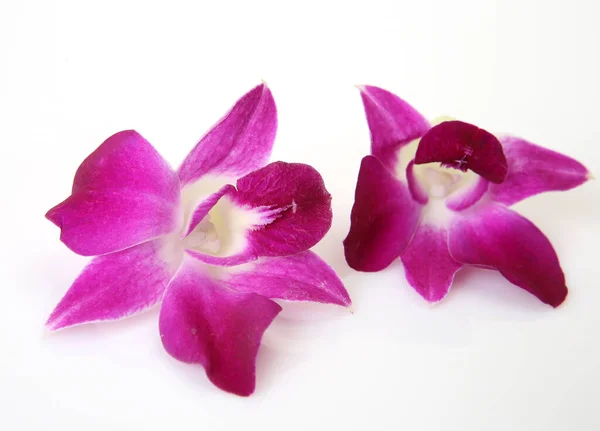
[159,257,281,396]
[489,136,592,206]
[358,85,430,171]
[448,204,568,307]
[234,162,332,254]
[344,155,422,271]
[187,162,332,266]
[415,121,508,184]
[221,251,351,307]
[400,224,462,303]
[178,83,277,186]
[46,130,181,256]
[46,239,179,330]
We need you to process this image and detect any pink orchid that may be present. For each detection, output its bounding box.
[344,85,592,307]
[46,84,350,396]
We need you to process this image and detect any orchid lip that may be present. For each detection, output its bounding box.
[415,120,508,184]
[396,120,500,212]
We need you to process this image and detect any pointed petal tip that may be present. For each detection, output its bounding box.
[413,285,448,306]
[424,297,444,307]
[119,128,137,135]
[548,286,568,308]
[208,375,255,397]
[44,316,62,332]
[336,294,353,309]
[256,80,270,94]
[45,203,64,228]
[45,309,72,331]
[586,171,595,180]
[355,84,381,95]
[245,82,271,101]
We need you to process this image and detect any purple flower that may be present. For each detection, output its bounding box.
[344,85,592,307]
[46,84,350,396]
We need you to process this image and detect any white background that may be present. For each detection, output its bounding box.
[1,0,599,430]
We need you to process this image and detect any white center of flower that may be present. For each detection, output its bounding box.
[412,162,480,202]
[395,116,485,208]
[182,214,221,254]
[175,176,289,259]
[421,167,458,198]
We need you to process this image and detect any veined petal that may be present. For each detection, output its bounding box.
[235,162,332,254]
[401,224,462,303]
[358,85,430,171]
[159,257,281,397]
[46,130,181,256]
[186,162,332,266]
[178,83,277,186]
[221,251,351,307]
[415,121,508,184]
[448,204,568,307]
[344,155,422,272]
[46,239,181,330]
[490,136,592,206]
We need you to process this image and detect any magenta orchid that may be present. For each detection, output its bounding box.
[46,84,350,396]
[345,85,592,307]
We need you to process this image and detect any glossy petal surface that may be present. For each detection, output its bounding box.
[448,204,568,307]
[490,136,591,205]
[159,258,281,396]
[46,130,181,256]
[178,83,277,185]
[401,224,462,302]
[415,121,508,184]
[46,239,178,330]
[344,155,421,271]
[359,85,430,170]
[222,251,351,306]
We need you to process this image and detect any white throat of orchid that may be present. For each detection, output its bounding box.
[171,176,286,259]
[422,168,462,198]
[183,213,221,254]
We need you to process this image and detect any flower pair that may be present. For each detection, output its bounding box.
[46,83,591,396]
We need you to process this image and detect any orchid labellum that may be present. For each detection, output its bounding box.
[46,84,350,396]
[344,85,591,307]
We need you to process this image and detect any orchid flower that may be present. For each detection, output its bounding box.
[344,85,592,307]
[46,83,350,396]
